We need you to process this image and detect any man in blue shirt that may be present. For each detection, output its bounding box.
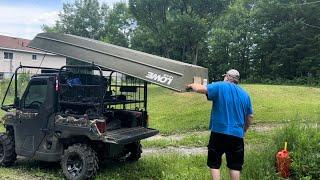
[187,69,253,180]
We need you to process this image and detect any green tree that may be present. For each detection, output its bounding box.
[43,0,133,48]
[101,3,133,47]
[42,0,106,40]
[251,0,320,81]
[208,0,253,80]
[129,0,232,64]
[129,0,171,57]
[208,0,320,83]
[57,0,104,39]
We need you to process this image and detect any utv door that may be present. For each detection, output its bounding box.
[15,77,55,157]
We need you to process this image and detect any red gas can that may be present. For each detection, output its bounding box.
[276,142,291,178]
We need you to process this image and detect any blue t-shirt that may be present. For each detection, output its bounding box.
[207,81,253,138]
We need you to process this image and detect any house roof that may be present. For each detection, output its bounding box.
[0,34,44,54]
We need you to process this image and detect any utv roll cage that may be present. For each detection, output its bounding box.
[1,64,148,116]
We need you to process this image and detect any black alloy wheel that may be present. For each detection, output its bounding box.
[66,153,83,177]
[61,143,98,180]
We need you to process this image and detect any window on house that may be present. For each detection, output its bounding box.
[0,72,3,80]
[4,52,13,60]
[32,54,37,60]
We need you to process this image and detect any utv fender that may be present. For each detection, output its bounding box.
[58,135,92,148]
[54,124,102,141]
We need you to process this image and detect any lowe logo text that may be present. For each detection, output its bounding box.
[145,72,173,85]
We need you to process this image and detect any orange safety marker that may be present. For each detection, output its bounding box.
[276,142,291,178]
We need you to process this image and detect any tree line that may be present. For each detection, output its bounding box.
[43,0,320,84]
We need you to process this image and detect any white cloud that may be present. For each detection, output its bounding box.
[62,0,127,7]
[0,6,58,26]
[0,25,40,39]
[32,11,59,26]
[0,5,59,39]
[98,0,127,5]
[0,0,126,39]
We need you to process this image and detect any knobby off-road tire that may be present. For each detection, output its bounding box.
[61,144,99,180]
[0,133,17,166]
[126,141,142,162]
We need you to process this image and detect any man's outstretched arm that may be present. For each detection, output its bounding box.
[187,83,208,94]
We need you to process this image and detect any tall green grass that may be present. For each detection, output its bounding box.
[272,121,320,179]
[0,154,276,180]
[97,154,210,180]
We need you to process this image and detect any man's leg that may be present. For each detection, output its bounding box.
[226,136,244,180]
[210,168,221,180]
[229,169,240,180]
[207,132,223,180]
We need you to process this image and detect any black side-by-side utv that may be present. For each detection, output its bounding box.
[0,32,208,180]
[1,64,158,179]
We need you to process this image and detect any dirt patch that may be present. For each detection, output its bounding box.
[145,131,209,141]
[250,123,282,132]
[143,143,266,156]
[146,123,279,142]
[143,146,207,156]
[143,123,281,156]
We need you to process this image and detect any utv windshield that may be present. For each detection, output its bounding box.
[22,80,47,110]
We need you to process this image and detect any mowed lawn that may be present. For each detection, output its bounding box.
[148,84,320,134]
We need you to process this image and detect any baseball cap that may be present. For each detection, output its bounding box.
[223,69,240,80]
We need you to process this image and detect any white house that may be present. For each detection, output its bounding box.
[0,35,66,79]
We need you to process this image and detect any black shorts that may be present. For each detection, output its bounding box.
[207,132,244,171]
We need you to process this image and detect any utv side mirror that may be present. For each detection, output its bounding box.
[14,97,20,108]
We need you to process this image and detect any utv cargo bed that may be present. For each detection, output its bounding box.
[104,127,159,144]
[54,124,158,144]
[28,33,208,92]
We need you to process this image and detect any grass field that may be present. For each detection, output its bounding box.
[148,84,320,134]
[0,84,319,179]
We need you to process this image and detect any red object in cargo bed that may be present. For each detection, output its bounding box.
[96,119,106,133]
[276,142,291,178]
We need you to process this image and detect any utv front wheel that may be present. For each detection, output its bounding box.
[0,133,16,166]
[61,144,98,180]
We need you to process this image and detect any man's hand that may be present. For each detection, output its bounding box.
[186,83,207,94]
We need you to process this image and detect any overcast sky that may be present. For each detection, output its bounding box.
[0,0,125,39]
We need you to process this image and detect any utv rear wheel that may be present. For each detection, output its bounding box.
[61,144,98,180]
[126,142,142,162]
[0,133,16,166]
